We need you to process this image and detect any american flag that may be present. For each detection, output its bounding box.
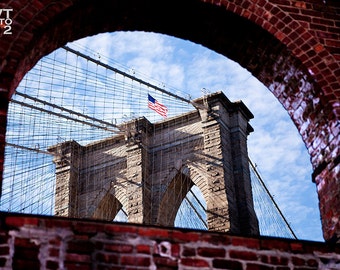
[148,94,168,118]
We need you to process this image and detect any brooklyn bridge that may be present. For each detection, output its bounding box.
[2,44,296,239]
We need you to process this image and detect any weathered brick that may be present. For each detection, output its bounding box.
[12,259,40,269]
[232,236,260,249]
[154,256,178,269]
[137,244,151,254]
[121,255,151,266]
[200,233,232,245]
[95,252,119,264]
[290,242,305,253]
[171,243,180,258]
[104,243,133,253]
[307,258,318,267]
[64,261,91,270]
[49,248,59,257]
[6,216,39,227]
[14,238,39,259]
[0,245,8,259]
[182,246,196,257]
[213,259,242,269]
[261,239,290,251]
[292,256,306,266]
[197,247,226,258]
[46,260,59,270]
[0,233,7,244]
[229,250,258,261]
[245,263,274,270]
[180,257,210,267]
[67,239,95,254]
[65,253,91,263]
[0,257,7,267]
[261,255,289,266]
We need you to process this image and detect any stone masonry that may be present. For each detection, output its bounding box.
[48,92,259,236]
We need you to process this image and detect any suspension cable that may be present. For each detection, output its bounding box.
[14,92,124,133]
[10,99,122,134]
[249,158,297,239]
[63,46,208,111]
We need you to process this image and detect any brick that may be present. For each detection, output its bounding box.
[171,230,200,242]
[231,236,260,249]
[95,252,119,264]
[12,259,40,269]
[307,258,318,267]
[0,233,10,245]
[64,261,91,270]
[154,256,178,269]
[0,257,7,267]
[261,255,289,266]
[121,255,151,266]
[73,222,104,235]
[200,233,231,245]
[292,256,306,266]
[137,244,151,254]
[65,253,91,263]
[104,243,133,253]
[5,216,39,227]
[49,248,59,257]
[260,239,290,251]
[229,250,258,261]
[180,258,210,267]
[104,224,138,235]
[246,263,274,270]
[294,1,307,9]
[197,247,225,258]
[213,259,242,269]
[171,243,180,258]
[182,246,196,257]
[67,239,95,254]
[14,238,39,257]
[0,245,9,257]
[46,260,59,270]
[139,227,170,239]
[290,242,305,253]
[43,218,73,229]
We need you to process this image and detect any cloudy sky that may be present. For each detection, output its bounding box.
[67,31,323,241]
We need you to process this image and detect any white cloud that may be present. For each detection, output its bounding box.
[3,31,321,241]
[70,31,322,241]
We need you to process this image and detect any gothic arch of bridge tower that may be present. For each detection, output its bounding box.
[49,92,259,236]
[0,0,339,241]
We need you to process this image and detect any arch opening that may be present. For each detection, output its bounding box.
[1,0,337,242]
[92,193,122,221]
[175,185,207,231]
[157,172,194,227]
[1,33,322,240]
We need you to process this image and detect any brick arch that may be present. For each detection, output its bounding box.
[0,0,339,241]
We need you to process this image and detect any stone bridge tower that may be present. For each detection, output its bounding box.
[49,92,259,236]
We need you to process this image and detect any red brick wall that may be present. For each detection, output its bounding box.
[0,0,339,242]
[0,213,339,269]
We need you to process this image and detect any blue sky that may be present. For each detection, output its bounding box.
[68,31,323,241]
